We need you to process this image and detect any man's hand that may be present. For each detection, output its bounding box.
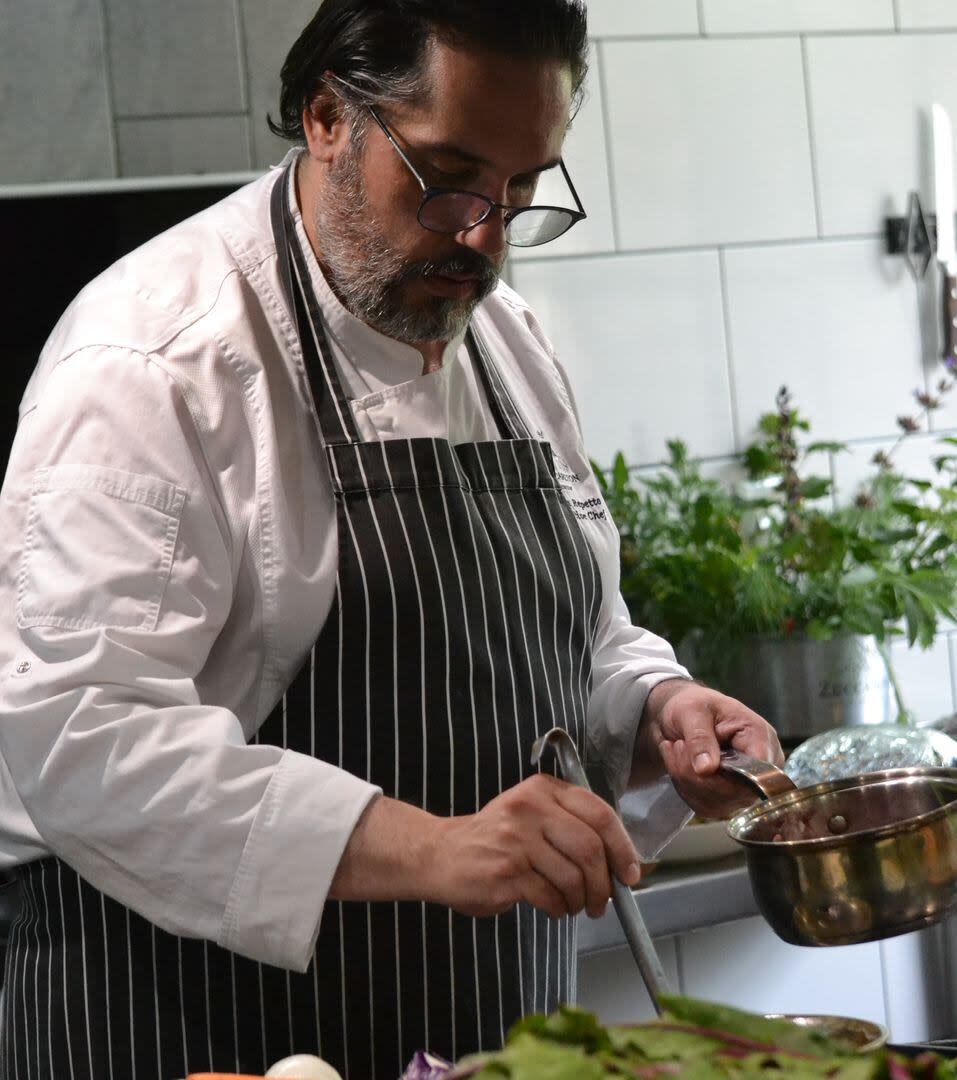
[330,775,641,921]
[636,679,784,819]
[426,774,640,920]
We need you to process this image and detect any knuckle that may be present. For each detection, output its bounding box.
[590,801,615,832]
[581,833,604,865]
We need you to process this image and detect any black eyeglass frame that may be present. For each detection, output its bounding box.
[365,104,588,248]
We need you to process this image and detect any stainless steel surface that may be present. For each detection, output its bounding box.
[728,767,957,946]
[531,727,674,1011]
[720,634,895,739]
[764,1014,889,1053]
[576,856,757,953]
[720,749,797,800]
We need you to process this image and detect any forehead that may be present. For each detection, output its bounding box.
[393,40,574,167]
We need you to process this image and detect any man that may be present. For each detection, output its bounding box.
[0,1,781,1077]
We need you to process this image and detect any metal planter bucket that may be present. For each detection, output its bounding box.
[718,634,895,741]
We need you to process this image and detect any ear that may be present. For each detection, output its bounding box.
[302,84,353,164]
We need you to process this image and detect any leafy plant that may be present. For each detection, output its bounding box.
[594,380,957,701]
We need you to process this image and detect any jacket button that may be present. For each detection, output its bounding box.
[15,661,30,674]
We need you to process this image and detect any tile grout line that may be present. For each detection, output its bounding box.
[696,0,707,36]
[893,0,902,32]
[717,248,742,450]
[113,111,250,122]
[512,229,885,268]
[232,0,257,170]
[800,35,825,239]
[95,0,121,178]
[594,41,623,253]
[592,28,957,42]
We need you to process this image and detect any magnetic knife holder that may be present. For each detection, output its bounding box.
[885,191,957,279]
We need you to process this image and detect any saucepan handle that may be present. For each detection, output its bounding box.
[719,748,797,801]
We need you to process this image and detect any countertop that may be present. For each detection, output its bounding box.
[576,854,759,954]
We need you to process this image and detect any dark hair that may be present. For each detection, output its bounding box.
[267,0,589,142]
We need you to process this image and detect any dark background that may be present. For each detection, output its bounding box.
[1,182,243,470]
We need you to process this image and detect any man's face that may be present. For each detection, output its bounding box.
[312,42,573,344]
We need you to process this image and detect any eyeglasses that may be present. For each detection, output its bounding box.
[366,105,587,248]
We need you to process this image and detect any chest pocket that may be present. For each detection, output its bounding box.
[17,464,186,633]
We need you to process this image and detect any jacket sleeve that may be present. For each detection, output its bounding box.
[0,345,380,971]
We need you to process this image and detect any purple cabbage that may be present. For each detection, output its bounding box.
[401,1050,454,1079]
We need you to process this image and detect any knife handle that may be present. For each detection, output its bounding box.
[944,272,957,368]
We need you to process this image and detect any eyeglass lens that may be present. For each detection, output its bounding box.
[418,191,576,248]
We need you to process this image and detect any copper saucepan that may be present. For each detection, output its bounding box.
[722,749,957,947]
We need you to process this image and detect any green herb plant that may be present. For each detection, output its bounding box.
[594,380,957,720]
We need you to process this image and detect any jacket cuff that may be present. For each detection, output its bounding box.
[219,749,381,971]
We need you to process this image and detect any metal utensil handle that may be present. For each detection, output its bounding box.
[719,749,797,801]
[610,878,672,1010]
[531,727,674,1013]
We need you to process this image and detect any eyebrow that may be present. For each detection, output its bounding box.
[419,141,562,178]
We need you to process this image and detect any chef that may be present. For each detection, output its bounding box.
[0,1,781,1078]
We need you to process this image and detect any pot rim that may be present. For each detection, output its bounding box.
[727,766,957,849]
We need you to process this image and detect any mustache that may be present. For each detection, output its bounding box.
[400,252,500,290]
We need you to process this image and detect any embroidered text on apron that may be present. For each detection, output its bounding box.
[1,164,603,1080]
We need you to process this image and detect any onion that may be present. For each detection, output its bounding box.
[265,1054,343,1079]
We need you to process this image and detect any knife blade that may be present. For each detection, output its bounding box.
[932,103,957,367]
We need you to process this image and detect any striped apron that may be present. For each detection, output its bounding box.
[0,165,603,1080]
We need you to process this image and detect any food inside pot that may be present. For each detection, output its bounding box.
[736,773,957,844]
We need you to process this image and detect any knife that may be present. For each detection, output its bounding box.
[932,103,957,368]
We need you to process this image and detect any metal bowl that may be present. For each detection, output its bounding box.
[727,767,957,946]
[766,1014,889,1054]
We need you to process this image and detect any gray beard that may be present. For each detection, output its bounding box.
[313,149,501,344]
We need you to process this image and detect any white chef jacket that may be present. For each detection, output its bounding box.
[0,152,691,973]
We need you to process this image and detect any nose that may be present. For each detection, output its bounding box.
[456,208,507,259]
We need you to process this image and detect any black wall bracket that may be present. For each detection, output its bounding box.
[885,192,937,279]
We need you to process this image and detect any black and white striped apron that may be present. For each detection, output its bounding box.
[1,165,603,1080]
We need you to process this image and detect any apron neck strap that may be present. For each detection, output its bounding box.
[270,162,363,446]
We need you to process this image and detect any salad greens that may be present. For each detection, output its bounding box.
[401,995,957,1079]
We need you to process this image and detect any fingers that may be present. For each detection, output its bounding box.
[541,813,613,918]
[714,714,784,766]
[551,782,641,889]
[518,868,572,921]
[491,775,638,920]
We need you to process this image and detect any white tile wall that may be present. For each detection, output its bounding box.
[240,0,320,169]
[584,0,699,37]
[603,39,817,250]
[898,0,957,29]
[723,239,924,445]
[0,0,114,183]
[701,0,895,34]
[510,251,734,467]
[117,117,252,177]
[511,44,616,262]
[577,939,680,1021]
[677,916,888,1024]
[807,34,957,236]
[105,0,245,118]
[889,635,955,724]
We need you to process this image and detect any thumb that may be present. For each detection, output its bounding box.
[681,719,721,775]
